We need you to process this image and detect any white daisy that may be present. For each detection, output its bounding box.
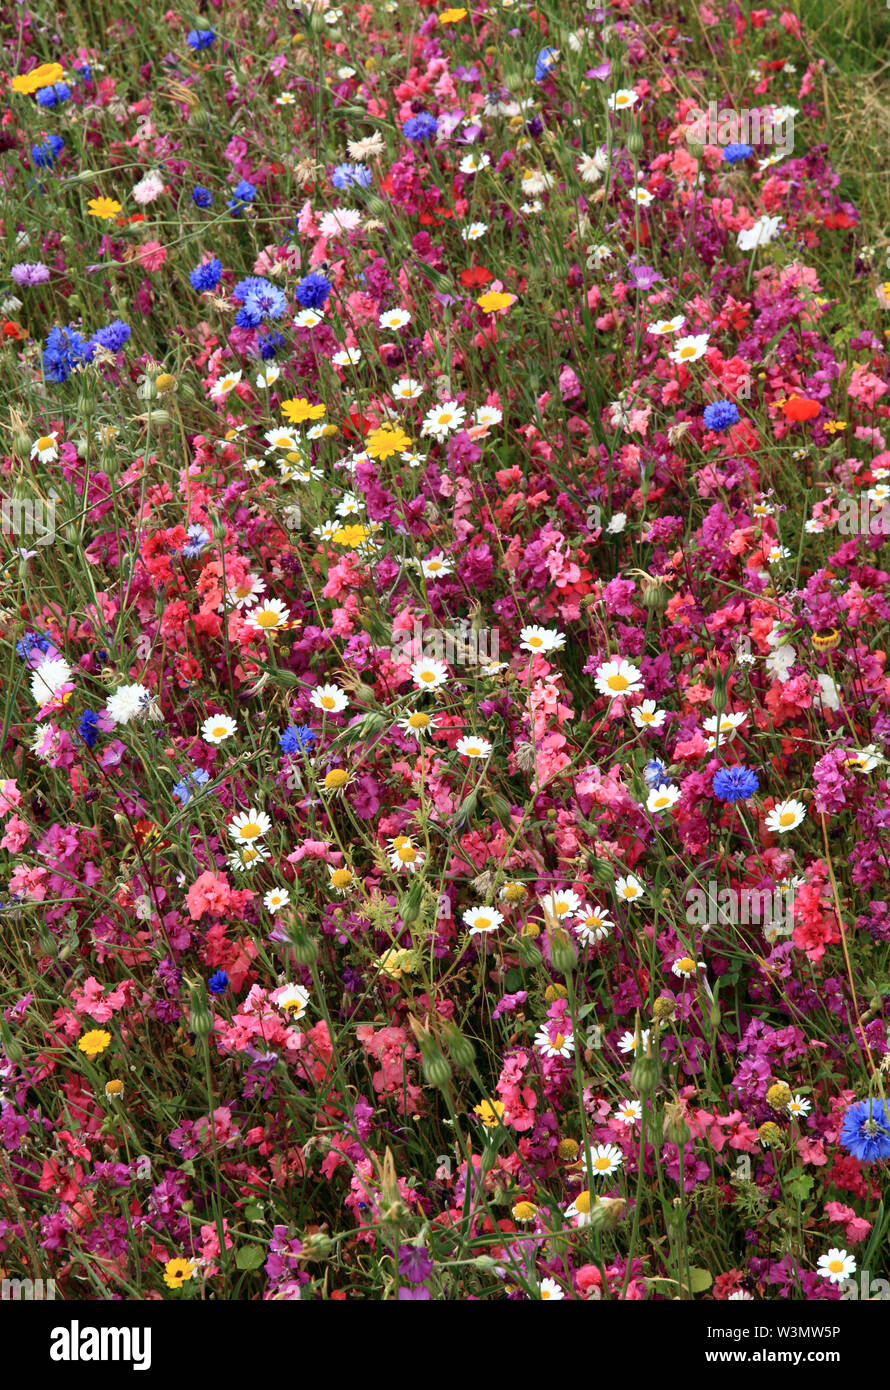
[379,308,411,330]
[463,906,504,934]
[540,888,583,920]
[573,904,613,944]
[421,401,467,439]
[201,714,237,744]
[615,874,645,903]
[764,799,806,834]
[631,700,666,729]
[519,625,565,655]
[456,735,493,760]
[228,808,272,843]
[245,598,290,631]
[594,658,644,699]
[263,888,290,913]
[816,1249,855,1285]
[669,334,710,364]
[311,684,348,714]
[646,785,681,814]
[409,657,449,690]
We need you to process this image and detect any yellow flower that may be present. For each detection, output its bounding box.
[323,768,351,790]
[281,397,326,424]
[11,62,64,94]
[105,1079,124,1099]
[824,419,846,434]
[78,1029,112,1058]
[365,426,412,460]
[375,946,417,980]
[87,197,123,221]
[332,524,369,547]
[473,1098,505,1128]
[477,290,516,313]
[163,1257,196,1290]
[439,6,467,20]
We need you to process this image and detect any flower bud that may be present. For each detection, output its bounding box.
[422,1047,453,1090]
[516,935,543,968]
[549,929,577,976]
[626,129,644,156]
[188,985,214,1039]
[289,925,319,966]
[631,1054,660,1096]
[443,1023,476,1072]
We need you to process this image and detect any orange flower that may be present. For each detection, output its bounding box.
[87,197,123,221]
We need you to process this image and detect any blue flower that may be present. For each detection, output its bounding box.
[295,272,332,309]
[187,28,216,49]
[332,162,371,189]
[643,758,672,789]
[42,324,95,383]
[279,725,315,755]
[36,82,71,107]
[77,64,93,83]
[257,330,285,360]
[182,524,210,558]
[840,1099,890,1162]
[91,319,131,353]
[77,710,99,749]
[31,134,65,168]
[712,765,759,803]
[723,143,753,165]
[232,277,287,328]
[534,47,559,82]
[189,258,223,293]
[16,631,52,660]
[402,113,438,141]
[192,185,214,208]
[208,970,229,995]
[703,400,740,431]
[227,179,257,214]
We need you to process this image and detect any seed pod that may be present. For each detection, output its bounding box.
[627,129,644,156]
[631,1053,660,1096]
[443,1023,476,1072]
[188,985,214,1039]
[289,925,319,966]
[422,1047,453,1090]
[549,929,578,976]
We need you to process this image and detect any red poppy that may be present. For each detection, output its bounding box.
[2,320,24,339]
[781,395,820,422]
[824,212,855,230]
[459,265,493,288]
[342,409,373,441]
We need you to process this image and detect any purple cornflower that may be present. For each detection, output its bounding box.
[11,262,50,286]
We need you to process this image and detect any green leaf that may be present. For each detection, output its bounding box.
[689,1268,713,1293]
[235,1244,266,1271]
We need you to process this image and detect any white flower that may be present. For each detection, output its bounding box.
[788,1094,811,1118]
[608,88,638,111]
[459,152,490,175]
[245,598,290,631]
[210,370,242,399]
[264,428,300,451]
[332,346,362,367]
[519,625,565,655]
[463,906,504,934]
[584,1144,624,1177]
[669,333,709,364]
[392,377,424,401]
[765,799,806,834]
[615,874,645,903]
[540,888,583,921]
[631,700,666,729]
[573,904,613,944]
[617,1027,650,1054]
[226,574,266,609]
[460,221,488,241]
[648,316,685,336]
[594,658,644,699]
[420,552,453,579]
[421,401,466,439]
[737,215,782,251]
[228,845,269,872]
[263,888,290,913]
[646,785,681,814]
[845,745,880,773]
[275,983,310,1019]
[671,955,702,979]
[703,711,746,737]
[131,170,165,205]
[201,714,237,744]
[816,1249,855,1285]
[410,657,449,689]
[473,405,502,430]
[456,735,492,759]
[534,1026,574,1058]
[30,657,73,705]
[255,364,280,389]
[606,512,627,534]
[319,207,362,238]
[388,836,424,873]
[614,1099,642,1126]
[294,308,324,329]
[105,682,150,725]
[229,808,272,843]
[311,683,348,714]
[30,432,59,462]
[627,185,653,206]
[538,1277,565,1301]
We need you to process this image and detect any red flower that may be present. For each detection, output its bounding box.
[460,265,493,288]
[781,395,820,422]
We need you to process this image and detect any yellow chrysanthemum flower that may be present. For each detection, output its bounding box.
[163,1257,196,1290]
[281,397,326,424]
[87,197,123,220]
[78,1029,112,1058]
[11,62,64,94]
[365,426,412,460]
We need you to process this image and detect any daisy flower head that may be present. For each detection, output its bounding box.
[594,658,644,699]
[365,425,412,460]
[226,574,266,609]
[765,798,806,834]
[534,1025,574,1059]
[410,656,449,690]
[787,1094,811,1118]
[573,903,613,944]
[538,1278,565,1301]
[328,864,355,894]
[585,1143,624,1177]
[245,597,290,631]
[615,873,645,904]
[671,955,702,979]
[163,1258,196,1290]
[608,88,638,111]
[519,625,565,655]
[397,709,436,740]
[702,711,747,737]
[228,844,269,872]
[263,887,290,913]
[463,906,504,935]
[669,333,709,364]
[311,683,348,714]
[631,700,666,729]
[387,835,424,873]
[540,888,583,920]
[461,221,488,241]
[421,401,466,439]
[648,316,685,336]
[617,1027,650,1055]
[614,1099,642,1126]
[646,784,681,814]
[210,370,242,399]
[275,983,310,1020]
[379,308,411,330]
[228,808,272,844]
[627,185,653,207]
[456,735,493,760]
[201,713,237,745]
[78,1028,112,1058]
[392,377,424,401]
[816,1249,855,1286]
[420,552,453,579]
[30,431,58,462]
[845,745,880,773]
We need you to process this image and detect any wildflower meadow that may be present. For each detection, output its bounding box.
[3,0,890,1328]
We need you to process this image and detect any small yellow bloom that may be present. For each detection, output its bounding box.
[473,1098,505,1128]
[439,6,467,21]
[163,1257,196,1290]
[824,419,846,434]
[78,1029,112,1058]
[324,768,351,790]
[11,62,64,95]
[87,197,123,221]
[332,524,369,547]
[476,291,516,313]
[365,426,412,460]
[281,397,326,424]
[375,946,417,980]
[105,1079,125,1099]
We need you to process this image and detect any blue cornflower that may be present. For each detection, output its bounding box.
[16,631,52,660]
[182,524,210,557]
[36,82,71,107]
[192,768,211,787]
[227,179,257,214]
[187,28,216,49]
[331,162,371,189]
[643,758,672,790]
[712,765,759,803]
[77,64,93,83]
[208,969,229,995]
[192,185,214,208]
[723,143,754,165]
[402,113,438,141]
[279,724,315,755]
[840,1099,890,1162]
[232,278,287,328]
[42,324,95,383]
[295,272,332,309]
[703,400,740,431]
[31,134,65,168]
[189,258,223,293]
[91,318,131,353]
[257,330,285,360]
[77,709,99,749]
[534,47,559,82]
